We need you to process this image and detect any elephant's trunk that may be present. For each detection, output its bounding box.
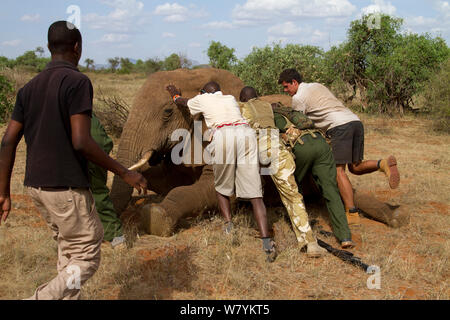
[110,123,152,214]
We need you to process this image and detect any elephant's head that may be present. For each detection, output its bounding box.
[110,68,244,213]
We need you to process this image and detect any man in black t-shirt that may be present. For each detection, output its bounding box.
[0,21,147,300]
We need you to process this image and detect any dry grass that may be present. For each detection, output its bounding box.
[0,72,449,300]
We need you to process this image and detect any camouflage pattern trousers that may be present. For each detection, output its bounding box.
[258,131,315,248]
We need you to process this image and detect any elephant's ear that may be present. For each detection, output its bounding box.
[184,115,209,168]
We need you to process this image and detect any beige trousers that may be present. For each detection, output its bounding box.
[25,187,104,300]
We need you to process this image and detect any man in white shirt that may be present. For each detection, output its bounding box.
[278,69,400,225]
[166,82,277,262]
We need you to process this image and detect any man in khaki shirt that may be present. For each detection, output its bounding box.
[278,69,400,225]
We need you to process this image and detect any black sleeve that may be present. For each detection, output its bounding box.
[66,75,93,117]
[11,88,24,123]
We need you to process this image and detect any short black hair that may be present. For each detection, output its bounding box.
[202,81,221,93]
[278,69,303,85]
[239,86,258,102]
[48,21,82,54]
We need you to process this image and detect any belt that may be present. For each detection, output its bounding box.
[39,187,87,192]
[216,122,249,130]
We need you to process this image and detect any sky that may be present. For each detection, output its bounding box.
[0,0,449,66]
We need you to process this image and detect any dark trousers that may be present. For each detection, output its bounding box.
[292,134,351,241]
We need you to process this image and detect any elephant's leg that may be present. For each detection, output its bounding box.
[354,190,410,228]
[140,166,217,236]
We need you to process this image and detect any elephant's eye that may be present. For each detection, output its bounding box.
[163,108,174,121]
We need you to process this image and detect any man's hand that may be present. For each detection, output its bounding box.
[0,195,11,226]
[286,126,302,138]
[121,170,148,195]
[281,133,289,144]
[166,85,181,98]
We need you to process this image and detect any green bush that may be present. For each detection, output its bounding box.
[14,50,50,72]
[207,41,237,71]
[422,58,450,133]
[233,43,326,96]
[0,74,14,123]
[326,14,449,114]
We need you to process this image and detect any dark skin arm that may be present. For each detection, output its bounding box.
[166,85,189,108]
[0,120,23,225]
[71,113,148,194]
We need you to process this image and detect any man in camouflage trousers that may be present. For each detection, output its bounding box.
[272,104,354,249]
[239,87,326,257]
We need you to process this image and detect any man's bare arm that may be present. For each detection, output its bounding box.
[166,85,189,108]
[0,120,24,224]
[70,113,148,194]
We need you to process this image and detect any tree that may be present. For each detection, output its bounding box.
[207,41,237,70]
[0,75,14,123]
[144,58,163,74]
[179,53,192,69]
[84,58,95,71]
[323,14,449,114]
[14,50,49,72]
[108,57,120,72]
[163,53,182,71]
[35,47,45,58]
[234,43,325,95]
[0,56,14,69]
[422,58,450,132]
[118,58,134,74]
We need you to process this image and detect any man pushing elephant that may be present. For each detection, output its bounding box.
[238,87,328,257]
[166,82,277,262]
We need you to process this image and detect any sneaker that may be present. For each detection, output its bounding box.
[111,235,126,249]
[306,241,327,258]
[379,155,400,189]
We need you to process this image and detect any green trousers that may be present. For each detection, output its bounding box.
[292,134,351,242]
[89,115,123,242]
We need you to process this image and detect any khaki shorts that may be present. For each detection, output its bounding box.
[207,126,263,199]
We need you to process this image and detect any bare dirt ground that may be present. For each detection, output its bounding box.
[0,72,448,300]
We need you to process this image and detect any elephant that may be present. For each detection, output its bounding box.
[110,68,245,236]
[110,69,409,237]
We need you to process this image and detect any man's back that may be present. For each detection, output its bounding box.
[292,83,359,132]
[187,91,244,128]
[12,60,93,188]
[238,98,276,129]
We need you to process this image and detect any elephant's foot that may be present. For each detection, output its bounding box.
[385,205,410,228]
[140,204,176,237]
[354,190,410,228]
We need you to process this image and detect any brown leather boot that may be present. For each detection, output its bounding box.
[346,209,361,226]
[379,155,400,189]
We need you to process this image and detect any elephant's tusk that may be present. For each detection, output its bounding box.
[129,151,153,171]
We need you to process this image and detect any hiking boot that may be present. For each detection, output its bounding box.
[379,155,400,189]
[341,239,356,249]
[306,241,327,258]
[263,239,278,263]
[346,210,361,226]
